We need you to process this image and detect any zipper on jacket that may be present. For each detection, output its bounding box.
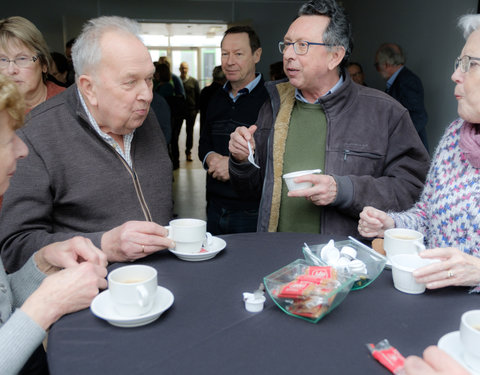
[343,149,383,161]
[79,115,154,222]
[114,150,153,222]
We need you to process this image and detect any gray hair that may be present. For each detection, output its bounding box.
[458,14,480,39]
[298,0,353,70]
[72,16,143,79]
[376,43,405,66]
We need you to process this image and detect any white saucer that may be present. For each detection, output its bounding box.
[169,236,226,261]
[438,331,480,374]
[90,286,174,328]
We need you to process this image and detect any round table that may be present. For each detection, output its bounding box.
[47,232,477,374]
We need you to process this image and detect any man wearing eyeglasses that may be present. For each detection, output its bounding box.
[228,0,430,236]
[375,43,429,152]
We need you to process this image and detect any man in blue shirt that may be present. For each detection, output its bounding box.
[198,26,268,235]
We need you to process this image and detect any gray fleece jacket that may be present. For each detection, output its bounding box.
[229,75,430,236]
[0,256,46,375]
[0,84,173,272]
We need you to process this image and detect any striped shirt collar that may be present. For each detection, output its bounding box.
[77,88,135,167]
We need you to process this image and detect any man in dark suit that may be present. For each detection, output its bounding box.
[375,43,429,151]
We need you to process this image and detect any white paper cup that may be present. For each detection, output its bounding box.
[283,169,321,192]
[390,254,437,294]
[384,228,425,261]
[108,265,157,317]
[460,310,480,371]
[169,218,212,253]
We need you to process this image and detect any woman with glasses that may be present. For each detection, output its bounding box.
[0,16,65,114]
[358,14,480,293]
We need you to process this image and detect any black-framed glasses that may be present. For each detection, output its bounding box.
[454,55,480,73]
[278,41,333,55]
[0,56,38,69]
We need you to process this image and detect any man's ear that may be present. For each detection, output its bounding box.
[328,46,346,71]
[253,47,262,64]
[77,74,98,106]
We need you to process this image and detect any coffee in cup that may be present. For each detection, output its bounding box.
[168,218,212,253]
[108,265,157,317]
[383,228,425,261]
[460,310,480,371]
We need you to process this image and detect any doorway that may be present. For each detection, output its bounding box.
[139,22,227,88]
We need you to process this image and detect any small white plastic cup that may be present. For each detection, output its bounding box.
[283,169,321,192]
[390,254,437,294]
[243,293,266,313]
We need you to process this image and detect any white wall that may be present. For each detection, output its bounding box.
[343,0,478,152]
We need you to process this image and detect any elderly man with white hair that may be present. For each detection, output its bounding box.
[0,16,174,272]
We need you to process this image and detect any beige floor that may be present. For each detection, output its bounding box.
[172,117,207,220]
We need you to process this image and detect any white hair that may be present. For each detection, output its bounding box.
[72,16,143,79]
[458,14,480,39]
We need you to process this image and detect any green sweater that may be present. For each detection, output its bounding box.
[278,100,327,233]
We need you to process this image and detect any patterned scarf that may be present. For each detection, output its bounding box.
[459,121,480,168]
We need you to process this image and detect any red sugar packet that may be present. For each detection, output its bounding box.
[366,339,405,375]
[304,266,336,280]
[276,280,315,299]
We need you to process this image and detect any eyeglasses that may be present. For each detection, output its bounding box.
[278,41,332,55]
[0,56,38,69]
[454,55,480,73]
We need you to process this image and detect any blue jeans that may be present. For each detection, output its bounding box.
[207,200,258,235]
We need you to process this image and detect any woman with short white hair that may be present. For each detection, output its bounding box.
[359,14,480,292]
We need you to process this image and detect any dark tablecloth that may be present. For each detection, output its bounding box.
[47,232,477,374]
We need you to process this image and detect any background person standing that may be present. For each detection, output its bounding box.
[179,61,200,162]
[375,43,429,151]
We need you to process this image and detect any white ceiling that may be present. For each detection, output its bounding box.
[140,22,227,38]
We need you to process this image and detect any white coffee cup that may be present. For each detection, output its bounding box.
[168,218,212,253]
[460,310,480,371]
[108,265,157,317]
[383,228,425,261]
[390,254,437,294]
[283,169,322,192]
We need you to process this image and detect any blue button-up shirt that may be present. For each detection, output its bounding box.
[295,75,344,104]
[223,73,263,103]
[386,66,404,92]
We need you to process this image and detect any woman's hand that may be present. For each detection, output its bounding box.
[404,346,470,375]
[414,247,480,288]
[358,206,395,237]
[34,236,107,274]
[20,262,107,330]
